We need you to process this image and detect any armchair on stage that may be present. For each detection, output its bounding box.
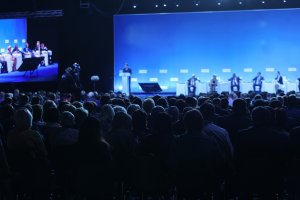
[119,70,131,95]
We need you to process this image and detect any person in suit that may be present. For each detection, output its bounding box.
[187,74,199,96]
[122,63,132,94]
[23,42,32,53]
[228,73,241,93]
[40,43,48,51]
[209,74,218,93]
[274,71,283,93]
[252,72,264,93]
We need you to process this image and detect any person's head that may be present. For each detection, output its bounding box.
[36,41,40,47]
[43,107,60,123]
[78,116,102,144]
[7,45,12,51]
[101,104,115,120]
[277,71,280,76]
[156,97,168,109]
[186,96,197,108]
[127,104,141,116]
[232,98,248,115]
[113,105,127,114]
[60,111,75,128]
[251,106,271,127]
[233,73,236,77]
[14,108,33,131]
[74,107,88,128]
[274,108,288,128]
[192,74,195,78]
[25,42,29,47]
[167,106,179,123]
[43,100,57,112]
[112,112,132,131]
[132,109,147,131]
[41,43,45,48]
[257,72,261,76]
[199,102,215,121]
[142,98,155,114]
[153,112,172,136]
[124,63,129,69]
[32,104,43,122]
[213,74,217,79]
[183,109,204,132]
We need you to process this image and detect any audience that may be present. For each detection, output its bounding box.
[0,89,300,199]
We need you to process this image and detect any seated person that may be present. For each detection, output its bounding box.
[252,72,264,93]
[274,71,283,93]
[228,73,241,93]
[209,74,218,92]
[40,43,48,51]
[22,42,32,58]
[0,53,8,73]
[12,44,20,53]
[187,74,199,96]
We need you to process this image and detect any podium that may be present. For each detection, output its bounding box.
[119,71,131,95]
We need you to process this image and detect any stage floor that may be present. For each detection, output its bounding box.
[0,63,58,83]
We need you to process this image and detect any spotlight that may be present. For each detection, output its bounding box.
[155,4,158,7]
[239,1,243,4]
[262,1,265,3]
[176,4,179,7]
[133,5,137,8]
[217,2,221,5]
[163,3,167,7]
[195,3,199,6]
[283,0,287,2]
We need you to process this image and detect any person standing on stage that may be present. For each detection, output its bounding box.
[252,72,264,93]
[274,71,283,93]
[228,73,241,93]
[122,63,132,94]
[187,74,199,96]
[209,74,218,93]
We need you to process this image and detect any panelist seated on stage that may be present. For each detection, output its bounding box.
[209,74,218,92]
[22,42,33,58]
[274,71,284,93]
[228,73,241,93]
[0,54,8,73]
[252,72,264,93]
[187,74,199,96]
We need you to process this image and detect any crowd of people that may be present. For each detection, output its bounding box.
[0,89,300,199]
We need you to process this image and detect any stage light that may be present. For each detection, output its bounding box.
[133,5,137,8]
[195,3,199,6]
[239,1,243,4]
[155,4,158,7]
[217,2,221,5]
[283,0,287,2]
[176,4,179,7]
[262,1,265,4]
[163,3,167,7]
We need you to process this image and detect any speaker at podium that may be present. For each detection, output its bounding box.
[119,70,131,95]
[138,83,162,93]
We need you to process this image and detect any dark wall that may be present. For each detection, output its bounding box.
[61,0,114,92]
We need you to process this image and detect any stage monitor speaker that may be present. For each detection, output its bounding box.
[18,57,44,72]
[138,82,162,93]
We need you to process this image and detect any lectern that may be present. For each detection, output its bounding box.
[119,71,131,95]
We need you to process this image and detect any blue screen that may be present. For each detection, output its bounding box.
[0,18,58,83]
[0,18,26,52]
[114,9,300,93]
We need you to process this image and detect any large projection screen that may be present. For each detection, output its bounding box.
[114,9,300,93]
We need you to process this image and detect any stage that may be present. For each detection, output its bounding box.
[0,63,58,83]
